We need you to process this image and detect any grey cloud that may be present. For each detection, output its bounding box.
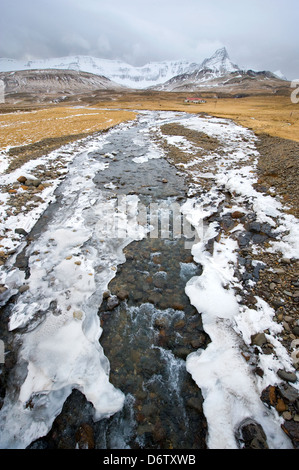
[0,0,298,79]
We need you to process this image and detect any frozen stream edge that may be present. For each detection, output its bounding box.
[0,120,148,448]
[0,111,298,449]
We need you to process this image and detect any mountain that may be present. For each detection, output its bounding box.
[0,56,198,89]
[151,48,289,94]
[199,47,240,74]
[0,48,288,94]
[0,68,127,104]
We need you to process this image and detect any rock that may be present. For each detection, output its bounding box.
[153,272,167,288]
[75,423,95,449]
[187,397,203,413]
[278,383,299,403]
[283,411,293,421]
[148,292,162,305]
[15,228,28,236]
[25,178,42,187]
[116,289,129,300]
[277,369,297,383]
[73,310,83,320]
[103,290,110,299]
[172,302,185,311]
[276,398,287,413]
[153,317,168,330]
[18,285,29,293]
[106,295,119,310]
[261,385,277,407]
[251,332,267,347]
[17,176,27,183]
[231,211,245,219]
[281,420,299,448]
[274,268,285,275]
[236,418,269,449]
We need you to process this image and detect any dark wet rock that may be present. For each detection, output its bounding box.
[292,326,299,336]
[186,397,203,413]
[25,178,41,187]
[281,420,299,448]
[278,383,299,403]
[106,295,120,310]
[75,423,95,449]
[115,289,129,301]
[237,232,252,248]
[236,418,269,449]
[15,228,28,236]
[152,273,167,289]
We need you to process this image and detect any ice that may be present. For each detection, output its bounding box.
[0,124,148,449]
[177,114,296,449]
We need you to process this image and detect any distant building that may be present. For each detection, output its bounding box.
[184,97,206,104]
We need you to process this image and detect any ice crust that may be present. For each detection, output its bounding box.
[0,122,147,448]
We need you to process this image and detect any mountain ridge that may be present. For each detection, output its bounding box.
[0,47,288,91]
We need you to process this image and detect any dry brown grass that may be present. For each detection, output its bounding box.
[93,92,299,142]
[1,92,298,158]
[0,106,137,150]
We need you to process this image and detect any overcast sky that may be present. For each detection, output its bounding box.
[0,0,298,79]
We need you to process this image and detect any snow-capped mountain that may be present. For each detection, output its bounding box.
[0,47,288,91]
[0,56,198,89]
[152,48,289,92]
[199,47,240,74]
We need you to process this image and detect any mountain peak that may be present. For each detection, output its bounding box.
[213,47,229,59]
[200,47,239,74]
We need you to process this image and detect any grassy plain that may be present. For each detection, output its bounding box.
[93,92,299,143]
[0,106,137,151]
[0,91,298,163]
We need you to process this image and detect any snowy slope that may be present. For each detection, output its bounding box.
[153,48,288,92]
[199,47,240,74]
[0,48,287,90]
[0,55,198,89]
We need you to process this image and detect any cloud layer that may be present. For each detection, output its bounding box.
[0,0,298,79]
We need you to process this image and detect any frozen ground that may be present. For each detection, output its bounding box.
[0,111,298,449]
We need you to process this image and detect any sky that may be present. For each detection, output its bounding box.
[0,0,298,79]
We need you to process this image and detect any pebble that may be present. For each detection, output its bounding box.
[106,295,120,310]
[277,369,297,383]
[251,332,267,347]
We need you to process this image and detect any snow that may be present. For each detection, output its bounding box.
[0,110,297,449]
[0,120,148,449]
[0,48,285,90]
[159,113,298,449]
[0,55,197,89]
